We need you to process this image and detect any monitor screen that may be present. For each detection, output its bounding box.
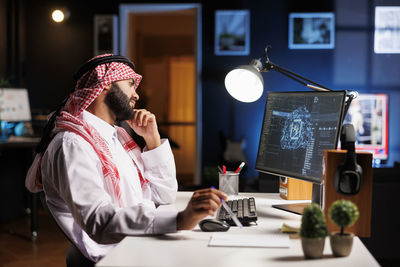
[343,93,388,161]
[0,88,32,122]
[256,91,346,183]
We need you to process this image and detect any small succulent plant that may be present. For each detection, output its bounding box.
[300,203,328,239]
[329,199,359,235]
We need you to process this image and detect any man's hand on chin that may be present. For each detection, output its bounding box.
[126,109,161,150]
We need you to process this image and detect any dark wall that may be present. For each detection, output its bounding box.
[25,0,99,112]
[0,0,8,80]
[202,0,400,178]
[19,0,400,179]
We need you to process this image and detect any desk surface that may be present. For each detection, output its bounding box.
[96,192,379,267]
[0,136,40,148]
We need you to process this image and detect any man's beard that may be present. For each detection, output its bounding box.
[105,83,136,121]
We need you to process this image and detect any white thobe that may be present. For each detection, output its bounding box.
[41,110,178,262]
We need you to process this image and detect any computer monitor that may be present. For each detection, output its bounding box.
[343,93,388,165]
[0,88,32,122]
[255,91,347,214]
[0,88,32,140]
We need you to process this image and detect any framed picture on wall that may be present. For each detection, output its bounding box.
[215,10,250,55]
[374,6,400,54]
[289,12,335,49]
[94,15,119,56]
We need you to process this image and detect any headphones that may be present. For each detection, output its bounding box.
[73,55,135,83]
[334,124,363,195]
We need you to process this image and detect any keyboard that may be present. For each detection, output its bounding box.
[217,197,258,226]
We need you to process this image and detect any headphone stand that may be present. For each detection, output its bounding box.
[322,149,373,237]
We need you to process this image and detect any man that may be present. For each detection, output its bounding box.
[26,54,226,263]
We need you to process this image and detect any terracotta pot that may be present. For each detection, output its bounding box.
[301,237,325,259]
[329,232,354,257]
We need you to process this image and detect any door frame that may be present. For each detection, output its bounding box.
[119,4,202,185]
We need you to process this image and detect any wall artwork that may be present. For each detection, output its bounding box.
[374,6,400,54]
[94,15,119,56]
[215,10,250,55]
[289,12,335,49]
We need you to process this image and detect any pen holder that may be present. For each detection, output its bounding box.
[219,171,239,195]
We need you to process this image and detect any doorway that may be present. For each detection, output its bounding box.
[119,4,202,186]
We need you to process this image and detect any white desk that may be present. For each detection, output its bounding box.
[96,192,380,267]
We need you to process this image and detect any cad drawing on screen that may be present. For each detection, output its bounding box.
[280,106,312,150]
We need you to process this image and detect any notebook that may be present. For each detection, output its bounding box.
[208,233,290,248]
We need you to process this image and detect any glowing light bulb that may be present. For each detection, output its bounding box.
[52,9,65,23]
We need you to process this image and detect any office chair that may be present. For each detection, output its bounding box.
[39,192,94,267]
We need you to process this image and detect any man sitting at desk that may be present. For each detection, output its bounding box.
[25,54,226,264]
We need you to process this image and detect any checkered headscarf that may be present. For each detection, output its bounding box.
[64,53,142,116]
[26,54,148,207]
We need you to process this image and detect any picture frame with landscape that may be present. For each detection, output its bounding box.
[289,12,335,49]
[215,10,250,55]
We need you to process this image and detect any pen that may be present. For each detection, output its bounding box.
[221,200,243,229]
[222,165,227,174]
[211,186,243,229]
[234,162,245,173]
[217,165,223,173]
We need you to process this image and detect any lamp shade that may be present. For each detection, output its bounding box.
[224,64,264,102]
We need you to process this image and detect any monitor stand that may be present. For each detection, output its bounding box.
[272,183,323,215]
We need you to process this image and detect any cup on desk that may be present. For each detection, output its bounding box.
[219,171,239,195]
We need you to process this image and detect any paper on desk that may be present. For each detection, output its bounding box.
[281,222,300,233]
[208,233,290,248]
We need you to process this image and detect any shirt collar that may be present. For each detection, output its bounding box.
[81,110,117,146]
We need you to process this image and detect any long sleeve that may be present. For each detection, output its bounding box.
[41,132,178,261]
[142,139,178,205]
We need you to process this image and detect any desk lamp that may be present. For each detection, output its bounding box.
[224,45,356,115]
[224,45,358,212]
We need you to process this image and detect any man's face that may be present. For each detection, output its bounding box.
[105,79,139,121]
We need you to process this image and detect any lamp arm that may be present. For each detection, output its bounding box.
[261,60,331,92]
[256,46,356,123]
[341,92,356,124]
[268,65,308,87]
[265,59,356,123]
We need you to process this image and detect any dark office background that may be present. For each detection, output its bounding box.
[1,0,400,265]
[2,0,399,177]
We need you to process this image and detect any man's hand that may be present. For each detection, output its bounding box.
[126,109,161,150]
[176,188,227,230]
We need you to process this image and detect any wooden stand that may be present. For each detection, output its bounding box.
[322,150,373,237]
[279,177,313,200]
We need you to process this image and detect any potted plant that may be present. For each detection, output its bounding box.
[299,203,328,259]
[328,199,359,257]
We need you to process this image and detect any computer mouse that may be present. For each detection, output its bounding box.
[199,218,230,232]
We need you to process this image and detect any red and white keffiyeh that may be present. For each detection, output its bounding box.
[26,54,147,207]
